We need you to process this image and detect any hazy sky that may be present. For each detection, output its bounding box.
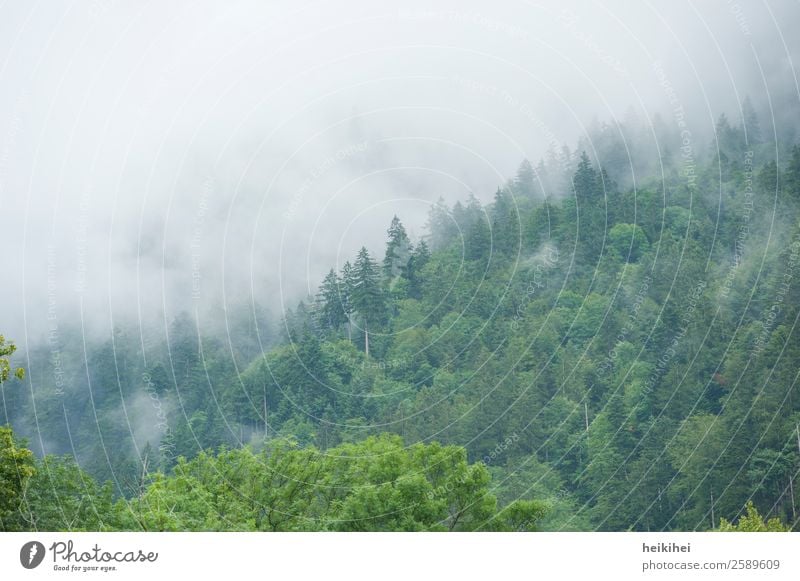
[1,0,798,344]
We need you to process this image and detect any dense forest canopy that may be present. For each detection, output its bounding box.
[2,109,800,531]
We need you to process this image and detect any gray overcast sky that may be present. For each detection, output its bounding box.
[1,0,798,343]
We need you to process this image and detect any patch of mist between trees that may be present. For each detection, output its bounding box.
[138,372,174,463]
[509,244,560,334]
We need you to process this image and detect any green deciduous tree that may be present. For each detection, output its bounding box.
[608,223,649,263]
[0,426,35,530]
[0,335,25,383]
[716,500,790,532]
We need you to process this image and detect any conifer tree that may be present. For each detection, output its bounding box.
[351,247,385,353]
[383,216,412,281]
[407,239,431,299]
[316,269,348,331]
[572,151,597,200]
[491,188,519,254]
[466,216,491,261]
[741,97,762,145]
[785,145,800,195]
[513,159,536,198]
[340,260,356,340]
[426,198,455,249]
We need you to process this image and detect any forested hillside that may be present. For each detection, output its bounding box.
[2,112,800,531]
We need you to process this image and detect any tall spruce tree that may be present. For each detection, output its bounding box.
[407,239,431,298]
[351,247,385,354]
[491,187,518,254]
[340,260,356,340]
[316,269,348,331]
[513,159,536,198]
[383,216,412,281]
[572,151,597,200]
[426,198,455,249]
